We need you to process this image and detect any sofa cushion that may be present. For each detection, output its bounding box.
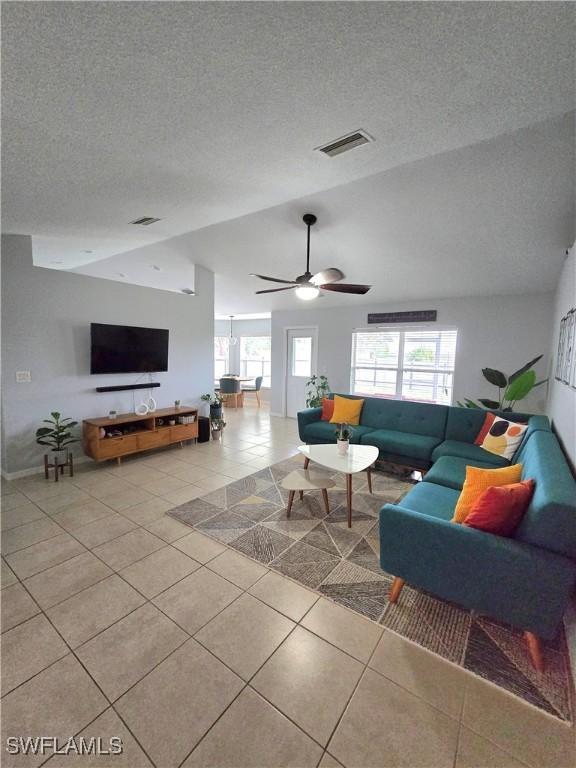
[397,481,460,522]
[431,440,509,466]
[301,420,373,445]
[444,407,539,443]
[423,456,497,490]
[358,397,448,438]
[514,431,576,559]
[361,429,441,461]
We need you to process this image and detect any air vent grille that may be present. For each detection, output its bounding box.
[130,216,162,226]
[316,130,373,157]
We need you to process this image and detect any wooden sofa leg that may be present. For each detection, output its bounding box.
[524,631,544,672]
[389,577,405,604]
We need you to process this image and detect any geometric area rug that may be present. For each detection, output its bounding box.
[168,454,574,723]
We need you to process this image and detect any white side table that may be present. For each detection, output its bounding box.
[281,469,336,517]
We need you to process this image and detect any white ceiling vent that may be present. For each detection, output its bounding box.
[130,216,162,226]
[316,130,373,158]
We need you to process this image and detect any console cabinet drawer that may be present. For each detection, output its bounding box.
[170,424,198,442]
[98,435,139,458]
[137,430,171,450]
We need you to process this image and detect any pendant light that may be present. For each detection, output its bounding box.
[228,315,238,346]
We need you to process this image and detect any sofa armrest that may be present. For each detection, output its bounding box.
[297,407,322,442]
[379,503,576,638]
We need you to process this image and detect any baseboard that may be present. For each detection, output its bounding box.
[1,454,92,481]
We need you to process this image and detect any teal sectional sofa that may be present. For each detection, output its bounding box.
[297,395,576,666]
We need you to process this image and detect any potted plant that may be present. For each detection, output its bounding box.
[36,411,79,466]
[211,417,226,440]
[174,399,181,410]
[201,391,223,419]
[335,423,353,455]
[456,355,547,412]
[305,375,331,408]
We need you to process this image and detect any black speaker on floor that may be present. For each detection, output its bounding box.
[197,416,210,443]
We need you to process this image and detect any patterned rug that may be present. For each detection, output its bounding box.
[168,455,573,722]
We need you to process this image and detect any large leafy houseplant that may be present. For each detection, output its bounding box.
[457,355,546,412]
[305,375,331,408]
[36,412,78,461]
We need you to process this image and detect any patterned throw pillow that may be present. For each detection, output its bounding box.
[477,415,529,460]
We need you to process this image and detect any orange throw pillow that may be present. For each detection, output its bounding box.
[452,464,523,524]
[464,480,535,536]
[321,398,335,421]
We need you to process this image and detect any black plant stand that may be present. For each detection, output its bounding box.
[44,452,74,482]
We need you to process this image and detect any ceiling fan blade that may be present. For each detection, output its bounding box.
[311,267,345,286]
[255,286,297,294]
[250,274,298,285]
[320,283,372,295]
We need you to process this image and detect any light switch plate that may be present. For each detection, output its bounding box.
[15,371,31,383]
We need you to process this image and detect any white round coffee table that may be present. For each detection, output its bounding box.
[298,444,378,528]
[281,469,336,517]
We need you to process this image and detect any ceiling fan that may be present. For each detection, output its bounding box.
[250,213,372,300]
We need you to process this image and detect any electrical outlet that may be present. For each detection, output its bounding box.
[15,371,31,383]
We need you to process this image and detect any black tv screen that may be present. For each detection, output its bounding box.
[90,323,169,374]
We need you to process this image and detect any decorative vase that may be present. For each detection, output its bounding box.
[211,429,222,441]
[337,439,349,455]
[52,448,69,467]
[210,404,223,420]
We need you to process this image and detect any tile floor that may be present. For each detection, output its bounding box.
[1,404,575,768]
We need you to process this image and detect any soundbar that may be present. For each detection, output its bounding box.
[95,382,161,393]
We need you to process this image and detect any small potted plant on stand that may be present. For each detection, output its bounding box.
[201,392,223,420]
[335,423,352,455]
[36,411,79,481]
[211,417,226,441]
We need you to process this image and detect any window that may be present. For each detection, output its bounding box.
[240,336,271,387]
[350,327,458,405]
[291,336,312,377]
[214,336,230,380]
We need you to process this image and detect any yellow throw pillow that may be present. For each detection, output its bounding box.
[329,395,364,426]
[452,463,523,524]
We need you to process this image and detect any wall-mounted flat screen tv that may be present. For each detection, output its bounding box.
[90,323,169,374]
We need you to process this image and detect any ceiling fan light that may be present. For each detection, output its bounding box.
[295,284,320,301]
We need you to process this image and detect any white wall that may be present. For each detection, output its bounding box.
[1,234,215,476]
[214,317,271,401]
[271,293,554,416]
[546,246,576,469]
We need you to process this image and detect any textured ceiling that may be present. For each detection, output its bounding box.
[2,1,575,277]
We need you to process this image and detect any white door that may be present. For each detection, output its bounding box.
[285,328,317,418]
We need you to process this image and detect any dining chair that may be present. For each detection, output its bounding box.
[241,375,263,407]
[219,376,242,408]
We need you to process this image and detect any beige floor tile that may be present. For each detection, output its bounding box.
[329,668,459,768]
[35,488,93,515]
[15,477,78,500]
[87,478,138,500]
[302,597,383,663]
[162,484,206,505]
[369,630,468,718]
[207,548,268,589]
[456,728,529,768]
[1,583,40,632]
[165,465,211,483]
[141,475,191,496]
[73,513,138,548]
[1,501,45,530]
[5,533,85,579]
[115,638,244,768]
[70,469,118,489]
[105,465,168,484]
[153,567,241,634]
[183,687,323,768]
[48,708,154,767]
[318,753,344,768]
[47,574,145,647]
[120,496,173,524]
[1,614,69,695]
[50,499,115,531]
[218,462,260,479]
[2,516,63,554]
[92,528,165,570]
[1,582,39,632]
[77,603,187,700]
[194,473,235,491]
[248,570,318,622]
[252,626,363,746]
[98,486,156,512]
[120,545,200,599]
[140,456,192,473]
[0,655,108,768]
[1,557,18,587]
[462,674,576,768]
[245,457,274,470]
[196,593,295,680]
[172,530,227,563]
[23,551,112,609]
[145,515,192,542]
[1,490,31,511]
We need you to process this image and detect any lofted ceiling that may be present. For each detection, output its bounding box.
[1,2,575,307]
